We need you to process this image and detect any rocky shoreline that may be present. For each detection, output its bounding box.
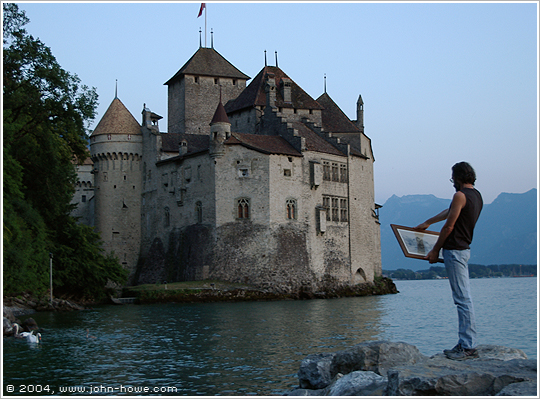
[286,341,537,396]
[124,277,399,304]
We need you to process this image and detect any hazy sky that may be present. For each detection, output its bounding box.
[15,1,538,205]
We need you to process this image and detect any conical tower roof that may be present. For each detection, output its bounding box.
[91,97,141,137]
[210,101,230,125]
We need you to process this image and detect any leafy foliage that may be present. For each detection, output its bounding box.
[3,3,127,299]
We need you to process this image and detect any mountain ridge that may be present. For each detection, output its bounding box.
[379,188,537,271]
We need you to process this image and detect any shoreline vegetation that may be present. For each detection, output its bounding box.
[384,264,537,280]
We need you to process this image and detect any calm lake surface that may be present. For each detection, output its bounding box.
[3,277,537,396]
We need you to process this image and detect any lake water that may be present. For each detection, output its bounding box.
[3,277,537,396]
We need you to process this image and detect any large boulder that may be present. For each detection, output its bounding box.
[387,350,536,396]
[291,341,537,396]
[298,341,425,389]
[325,371,387,396]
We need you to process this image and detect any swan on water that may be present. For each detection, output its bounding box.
[19,330,41,343]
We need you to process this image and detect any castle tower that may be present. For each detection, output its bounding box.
[89,96,143,282]
[164,47,250,135]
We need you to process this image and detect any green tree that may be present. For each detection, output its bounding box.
[3,3,126,299]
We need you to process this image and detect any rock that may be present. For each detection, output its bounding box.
[298,341,425,389]
[325,371,387,396]
[331,341,426,377]
[298,353,336,389]
[496,381,538,396]
[388,356,537,396]
[285,388,325,396]
[291,341,538,396]
[22,317,38,332]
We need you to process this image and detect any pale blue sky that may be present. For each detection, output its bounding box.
[14,1,538,205]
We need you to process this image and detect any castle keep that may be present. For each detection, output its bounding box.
[72,45,382,293]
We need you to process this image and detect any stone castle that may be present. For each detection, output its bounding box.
[72,44,382,293]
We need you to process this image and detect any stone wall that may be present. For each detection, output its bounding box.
[168,75,246,135]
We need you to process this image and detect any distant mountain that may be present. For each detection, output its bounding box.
[379,189,537,271]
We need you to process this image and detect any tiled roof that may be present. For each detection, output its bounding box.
[317,92,361,134]
[290,122,345,156]
[161,133,210,154]
[225,66,324,113]
[225,132,302,157]
[91,98,141,137]
[164,47,250,85]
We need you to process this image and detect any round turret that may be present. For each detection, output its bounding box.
[90,97,143,283]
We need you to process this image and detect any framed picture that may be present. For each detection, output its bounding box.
[390,224,444,263]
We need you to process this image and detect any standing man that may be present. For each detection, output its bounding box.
[415,161,483,360]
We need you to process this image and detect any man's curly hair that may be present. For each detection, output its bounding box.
[452,161,476,185]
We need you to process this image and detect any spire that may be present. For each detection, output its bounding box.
[264,50,267,66]
[199,27,202,48]
[275,51,278,68]
[115,79,118,99]
[211,28,214,48]
[324,74,326,94]
[210,94,230,125]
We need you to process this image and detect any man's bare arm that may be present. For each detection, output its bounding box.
[415,208,450,230]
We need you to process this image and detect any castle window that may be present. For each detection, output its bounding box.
[82,195,87,203]
[331,163,339,182]
[164,207,170,227]
[196,201,202,223]
[323,161,331,181]
[331,198,339,221]
[214,78,219,84]
[103,172,108,182]
[286,199,297,220]
[340,199,348,222]
[194,76,199,84]
[233,79,237,85]
[237,198,250,219]
[185,167,192,183]
[283,169,291,177]
[340,164,348,183]
[323,196,331,221]
[239,168,249,178]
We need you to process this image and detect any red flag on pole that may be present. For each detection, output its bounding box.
[197,3,206,18]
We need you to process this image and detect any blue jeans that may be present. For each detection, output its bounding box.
[443,248,477,349]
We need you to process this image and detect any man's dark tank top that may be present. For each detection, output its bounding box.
[443,187,483,250]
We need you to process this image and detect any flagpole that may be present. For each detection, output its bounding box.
[205,5,207,48]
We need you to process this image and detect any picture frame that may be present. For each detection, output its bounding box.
[390,224,444,263]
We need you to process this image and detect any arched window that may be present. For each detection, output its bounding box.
[164,207,170,227]
[237,198,250,219]
[196,201,202,223]
[286,199,297,220]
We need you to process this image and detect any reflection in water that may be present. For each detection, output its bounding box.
[3,277,536,396]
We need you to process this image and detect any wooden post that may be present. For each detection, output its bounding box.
[49,253,53,304]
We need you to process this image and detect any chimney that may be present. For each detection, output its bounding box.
[280,78,292,103]
[265,72,276,108]
[180,140,188,155]
[356,95,364,132]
